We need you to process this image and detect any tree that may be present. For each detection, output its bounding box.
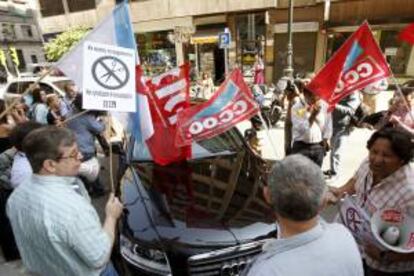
[44,27,89,62]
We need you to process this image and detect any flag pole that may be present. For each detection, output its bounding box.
[108,116,115,193]
[61,109,90,124]
[0,66,54,120]
[257,112,282,160]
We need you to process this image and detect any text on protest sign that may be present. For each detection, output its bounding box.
[83,41,136,112]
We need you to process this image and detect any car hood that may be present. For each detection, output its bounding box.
[120,151,276,250]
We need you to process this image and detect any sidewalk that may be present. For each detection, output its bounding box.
[0,255,26,276]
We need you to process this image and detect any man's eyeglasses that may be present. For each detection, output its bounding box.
[57,149,82,161]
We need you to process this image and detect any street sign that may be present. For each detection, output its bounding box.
[218,32,231,49]
[83,41,136,112]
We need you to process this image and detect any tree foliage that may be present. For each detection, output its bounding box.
[44,27,89,62]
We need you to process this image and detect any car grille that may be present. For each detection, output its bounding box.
[187,239,270,276]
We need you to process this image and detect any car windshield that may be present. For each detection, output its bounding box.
[131,127,244,162]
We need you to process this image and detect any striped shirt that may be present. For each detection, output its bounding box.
[6,175,111,276]
[353,158,414,273]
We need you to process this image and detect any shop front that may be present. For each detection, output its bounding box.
[234,12,266,84]
[136,31,176,76]
[327,0,414,79]
[190,25,226,84]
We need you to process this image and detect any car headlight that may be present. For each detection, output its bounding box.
[119,234,172,275]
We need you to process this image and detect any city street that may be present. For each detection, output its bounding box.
[1,0,414,275]
[0,91,394,275]
[0,128,377,275]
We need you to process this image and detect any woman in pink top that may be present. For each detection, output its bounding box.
[253,53,265,85]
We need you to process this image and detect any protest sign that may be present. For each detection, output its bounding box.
[82,41,136,112]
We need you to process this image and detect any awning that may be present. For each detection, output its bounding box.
[190,29,221,44]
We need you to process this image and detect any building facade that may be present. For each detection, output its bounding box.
[36,0,414,84]
[0,0,45,81]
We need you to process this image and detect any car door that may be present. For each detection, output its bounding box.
[5,81,61,107]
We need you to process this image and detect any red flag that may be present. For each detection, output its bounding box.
[145,64,191,165]
[307,22,391,107]
[399,23,414,45]
[176,69,259,146]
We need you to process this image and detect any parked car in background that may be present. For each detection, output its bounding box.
[0,75,125,148]
[0,75,71,105]
[115,126,277,275]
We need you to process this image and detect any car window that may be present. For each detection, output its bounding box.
[6,81,33,94]
[52,80,72,93]
[131,127,243,162]
[39,83,55,95]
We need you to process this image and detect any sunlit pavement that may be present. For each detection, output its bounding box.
[256,123,374,187]
[256,91,395,188]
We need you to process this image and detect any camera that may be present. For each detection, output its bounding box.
[286,79,296,92]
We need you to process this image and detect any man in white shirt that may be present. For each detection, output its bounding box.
[290,87,332,166]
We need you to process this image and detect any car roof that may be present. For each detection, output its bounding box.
[8,75,70,82]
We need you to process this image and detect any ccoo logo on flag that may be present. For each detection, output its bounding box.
[334,42,388,96]
[307,22,391,107]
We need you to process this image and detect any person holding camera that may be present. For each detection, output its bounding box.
[284,79,302,155]
[290,87,332,166]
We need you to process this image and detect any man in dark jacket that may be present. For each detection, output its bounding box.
[325,91,360,180]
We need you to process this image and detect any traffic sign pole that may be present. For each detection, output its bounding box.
[219,30,231,78]
[224,47,228,76]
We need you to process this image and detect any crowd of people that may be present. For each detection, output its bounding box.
[0,82,123,275]
[245,74,414,275]
[0,65,413,276]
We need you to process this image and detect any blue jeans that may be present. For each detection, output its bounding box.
[100,262,118,276]
[329,128,350,175]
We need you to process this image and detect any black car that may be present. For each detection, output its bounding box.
[116,127,277,275]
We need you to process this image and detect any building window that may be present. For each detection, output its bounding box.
[67,0,96,13]
[327,30,414,77]
[31,55,38,64]
[39,0,65,17]
[137,32,176,76]
[273,32,317,81]
[380,30,411,76]
[21,25,33,38]
[16,49,26,70]
[1,23,16,40]
[235,13,266,76]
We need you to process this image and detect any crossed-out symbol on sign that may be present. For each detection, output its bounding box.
[346,207,362,233]
[92,56,129,90]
